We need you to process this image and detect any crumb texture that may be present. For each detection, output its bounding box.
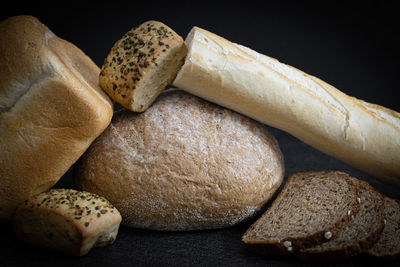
[13,189,121,256]
[242,171,360,254]
[299,180,384,261]
[366,196,400,259]
[100,21,187,112]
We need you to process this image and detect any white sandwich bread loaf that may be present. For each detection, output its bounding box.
[173,27,400,186]
[0,15,113,221]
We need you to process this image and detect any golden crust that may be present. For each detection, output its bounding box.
[173,26,400,186]
[0,16,113,221]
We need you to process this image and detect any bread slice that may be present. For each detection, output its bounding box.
[365,195,400,260]
[99,20,187,112]
[298,180,384,262]
[13,189,122,256]
[242,171,360,255]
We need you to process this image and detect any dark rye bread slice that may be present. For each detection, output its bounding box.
[242,171,360,255]
[298,180,385,262]
[366,195,400,260]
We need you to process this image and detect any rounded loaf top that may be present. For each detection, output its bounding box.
[74,89,284,230]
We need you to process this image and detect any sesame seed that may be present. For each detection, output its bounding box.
[283,240,292,248]
[324,231,332,239]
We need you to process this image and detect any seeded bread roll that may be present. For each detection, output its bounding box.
[242,171,361,255]
[13,189,122,256]
[74,89,284,231]
[99,20,187,112]
[0,16,113,221]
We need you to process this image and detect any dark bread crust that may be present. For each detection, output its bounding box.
[242,171,361,255]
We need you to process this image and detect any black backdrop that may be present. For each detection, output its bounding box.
[1,1,399,266]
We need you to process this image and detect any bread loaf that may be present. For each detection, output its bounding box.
[100,20,187,112]
[74,89,284,231]
[173,27,400,186]
[0,16,113,221]
[13,189,121,256]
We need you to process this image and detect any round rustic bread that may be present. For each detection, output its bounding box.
[74,89,284,230]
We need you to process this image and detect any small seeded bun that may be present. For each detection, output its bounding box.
[99,20,187,112]
[13,189,122,256]
[74,89,284,231]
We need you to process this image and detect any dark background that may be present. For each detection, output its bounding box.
[1,1,399,266]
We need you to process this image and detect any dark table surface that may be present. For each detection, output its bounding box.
[1,1,399,266]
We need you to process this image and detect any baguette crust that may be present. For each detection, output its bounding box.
[0,16,113,221]
[173,27,400,186]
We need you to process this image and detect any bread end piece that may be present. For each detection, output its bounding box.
[13,189,122,256]
[99,20,187,112]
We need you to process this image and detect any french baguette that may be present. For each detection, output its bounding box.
[173,27,400,186]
